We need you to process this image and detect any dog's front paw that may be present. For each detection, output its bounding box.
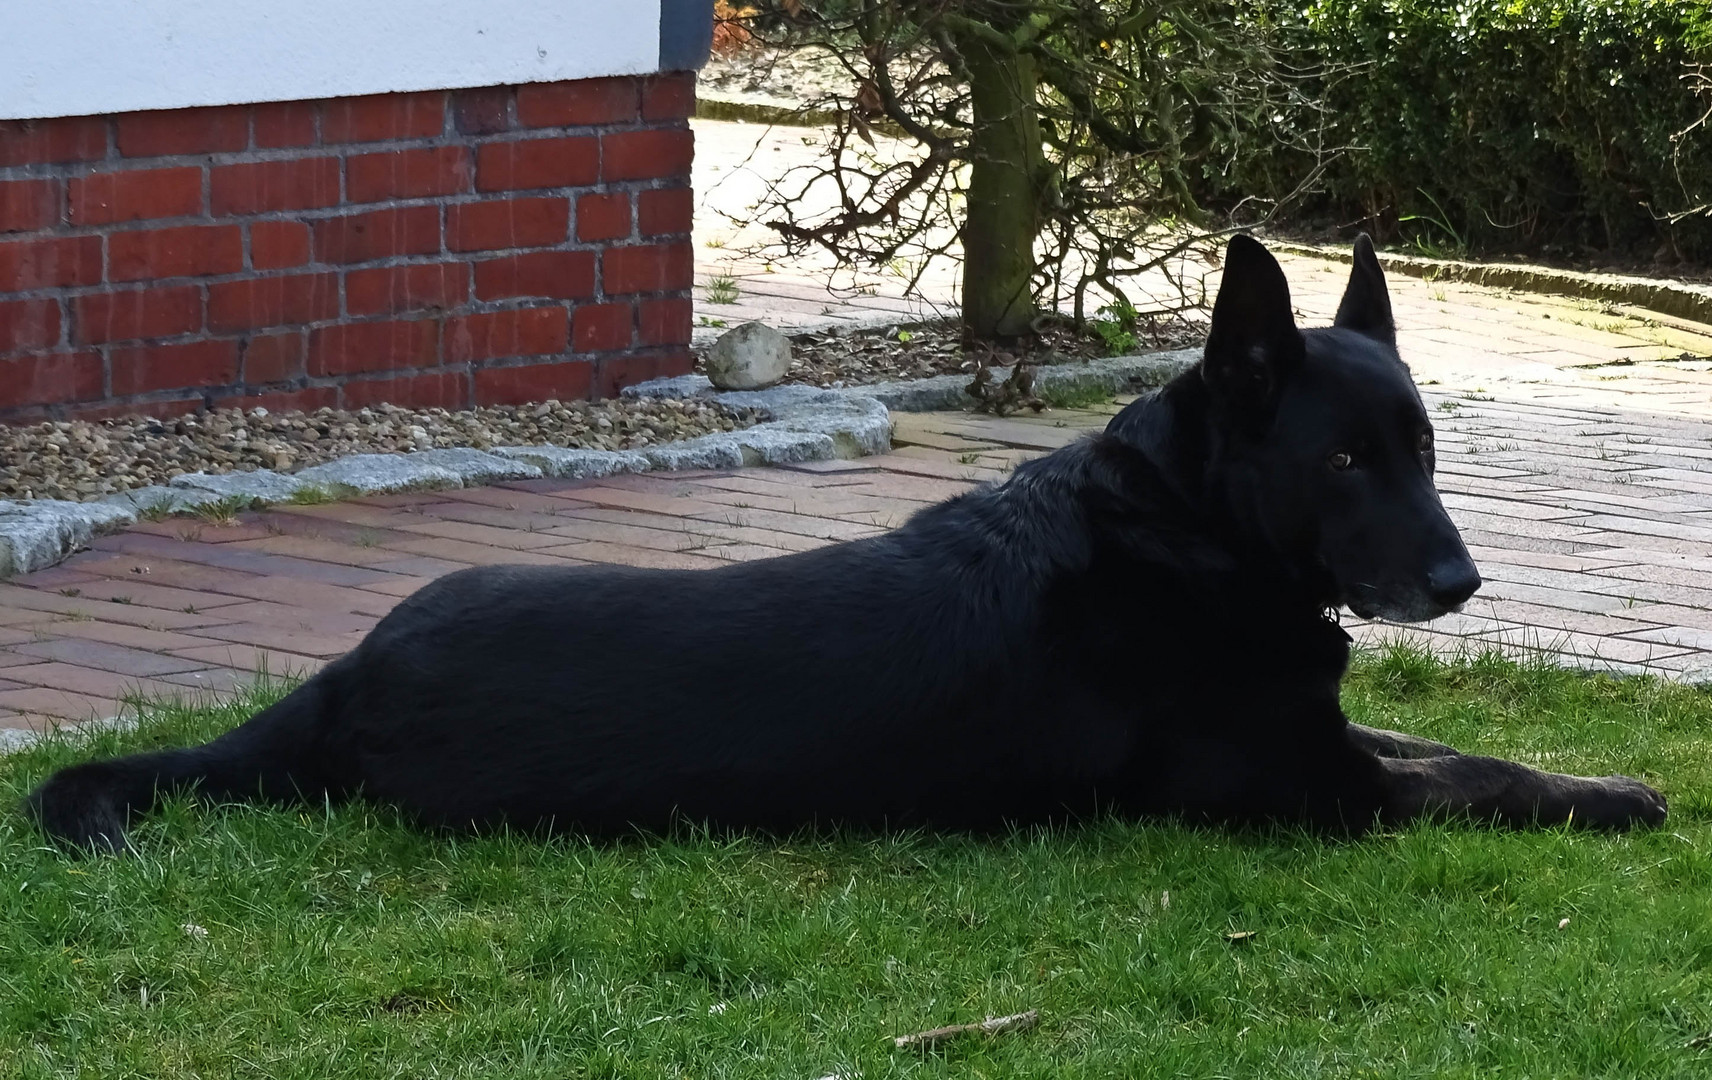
[1577,775,1667,830]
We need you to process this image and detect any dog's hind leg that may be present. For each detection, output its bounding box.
[1346,723,1459,759]
[1376,753,1667,830]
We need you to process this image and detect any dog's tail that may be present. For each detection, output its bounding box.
[23,660,350,853]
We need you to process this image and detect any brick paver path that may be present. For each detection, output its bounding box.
[4,380,1712,737]
[3,120,1712,735]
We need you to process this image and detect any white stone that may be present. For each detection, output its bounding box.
[705,322,792,390]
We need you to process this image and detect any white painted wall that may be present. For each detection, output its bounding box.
[0,0,665,120]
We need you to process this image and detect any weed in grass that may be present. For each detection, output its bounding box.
[136,498,176,522]
[1037,382,1118,410]
[704,274,740,304]
[287,485,337,506]
[1089,297,1140,356]
[2,648,1710,1077]
[192,495,257,526]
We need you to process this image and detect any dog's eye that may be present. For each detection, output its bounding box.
[1417,431,1434,454]
[1327,450,1353,471]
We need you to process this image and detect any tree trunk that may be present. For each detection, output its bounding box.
[958,25,1046,342]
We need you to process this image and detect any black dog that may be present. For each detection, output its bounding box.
[26,235,1667,851]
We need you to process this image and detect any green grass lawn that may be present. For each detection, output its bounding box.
[3,647,1712,1078]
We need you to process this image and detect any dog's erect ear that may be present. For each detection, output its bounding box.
[1332,234,1396,346]
[1202,234,1304,413]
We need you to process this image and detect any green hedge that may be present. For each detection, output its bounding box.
[1218,0,1712,261]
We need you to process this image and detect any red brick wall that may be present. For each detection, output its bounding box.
[0,74,697,422]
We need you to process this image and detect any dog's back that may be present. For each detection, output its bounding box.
[321,431,1243,832]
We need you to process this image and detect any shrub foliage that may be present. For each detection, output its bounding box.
[1225,0,1712,260]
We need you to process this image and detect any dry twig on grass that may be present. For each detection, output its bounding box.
[891,1009,1040,1050]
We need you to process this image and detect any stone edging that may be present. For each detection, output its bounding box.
[1272,241,1712,329]
[0,391,891,580]
[695,95,842,130]
[625,349,1198,413]
[0,350,1198,581]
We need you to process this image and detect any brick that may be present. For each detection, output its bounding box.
[322,92,445,143]
[242,332,305,383]
[0,117,107,167]
[595,349,692,398]
[642,73,697,121]
[211,158,341,215]
[346,262,469,315]
[308,318,440,375]
[341,370,468,410]
[0,236,103,291]
[445,306,568,361]
[471,250,595,301]
[603,241,693,295]
[110,339,238,395]
[68,167,203,226]
[73,285,201,344]
[0,179,60,232]
[347,146,473,202]
[516,77,639,127]
[638,296,692,346]
[453,87,513,134]
[253,100,319,148]
[11,637,210,678]
[251,221,311,269]
[109,225,243,282]
[0,687,124,723]
[601,129,694,182]
[208,272,339,331]
[213,386,337,413]
[475,137,599,192]
[576,191,631,241]
[473,359,593,405]
[638,187,693,237]
[0,350,102,408]
[572,302,632,352]
[117,106,249,157]
[446,197,568,252]
[0,299,60,353]
[311,206,440,264]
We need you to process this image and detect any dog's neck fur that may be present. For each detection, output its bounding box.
[1102,365,1334,615]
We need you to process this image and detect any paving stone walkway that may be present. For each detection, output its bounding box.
[3,119,1712,735]
[4,379,1712,737]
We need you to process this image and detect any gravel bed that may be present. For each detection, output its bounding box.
[696,317,1206,391]
[0,399,761,502]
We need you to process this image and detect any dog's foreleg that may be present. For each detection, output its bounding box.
[1376,754,1667,830]
[1346,722,1460,759]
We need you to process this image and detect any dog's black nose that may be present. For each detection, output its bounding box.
[1426,559,1481,610]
